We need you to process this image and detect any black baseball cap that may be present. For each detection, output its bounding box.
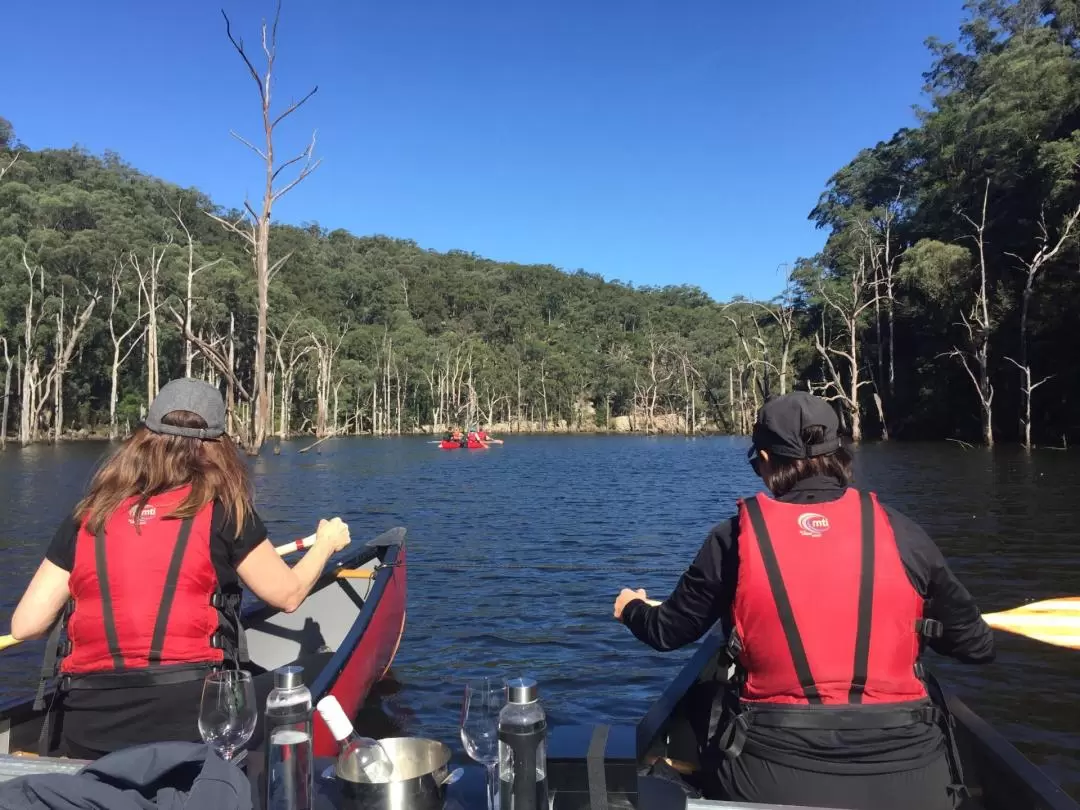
[145,378,227,439]
[749,391,841,460]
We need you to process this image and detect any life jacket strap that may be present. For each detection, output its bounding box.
[737,699,942,730]
[60,661,218,690]
[147,518,196,665]
[742,496,822,704]
[94,526,125,671]
[32,600,73,712]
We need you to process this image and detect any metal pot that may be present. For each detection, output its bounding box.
[335,737,463,810]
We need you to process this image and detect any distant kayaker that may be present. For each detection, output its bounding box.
[9,378,352,759]
[613,391,994,810]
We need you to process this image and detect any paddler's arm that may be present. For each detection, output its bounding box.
[237,517,350,613]
[885,506,995,664]
[616,518,737,652]
[11,516,76,641]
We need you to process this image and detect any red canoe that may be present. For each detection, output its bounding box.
[0,527,408,760]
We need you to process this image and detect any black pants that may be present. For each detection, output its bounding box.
[717,749,958,810]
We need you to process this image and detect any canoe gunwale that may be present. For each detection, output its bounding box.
[308,537,404,702]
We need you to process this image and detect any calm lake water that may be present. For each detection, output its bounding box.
[1,436,1078,796]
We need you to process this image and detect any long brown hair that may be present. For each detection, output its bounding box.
[760,426,854,498]
[75,411,253,535]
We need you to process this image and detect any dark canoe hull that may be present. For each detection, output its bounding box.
[0,527,408,760]
[636,632,1079,810]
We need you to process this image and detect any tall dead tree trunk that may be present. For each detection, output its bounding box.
[170,198,223,378]
[108,257,147,439]
[19,250,46,445]
[132,244,169,408]
[945,180,995,447]
[1000,202,1080,448]
[214,1,321,455]
[51,282,101,442]
[1,337,11,449]
[310,324,347,438]
[271,319,312,440]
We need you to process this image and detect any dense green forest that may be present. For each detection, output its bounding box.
[3,0,1080,451]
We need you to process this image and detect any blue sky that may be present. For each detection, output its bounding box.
[2,0,965,302]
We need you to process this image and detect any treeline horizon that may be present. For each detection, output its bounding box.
[3,0,1080,452]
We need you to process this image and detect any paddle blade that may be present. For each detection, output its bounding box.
[983,598,1080,650]
[0,635,22,652]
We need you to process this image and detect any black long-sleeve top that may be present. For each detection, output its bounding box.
[620,476,995,772]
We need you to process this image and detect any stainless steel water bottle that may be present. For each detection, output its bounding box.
[498,677,548,810]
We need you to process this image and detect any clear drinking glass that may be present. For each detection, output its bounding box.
[199,669,257,762]
[460,678,505,810]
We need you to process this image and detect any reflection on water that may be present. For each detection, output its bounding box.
[0,436,1077,796]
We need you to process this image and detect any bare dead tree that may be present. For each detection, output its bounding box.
[107,257,148,439]
[50,279,102,442]
[131,242,171,407]
[942,180,995,447]
[309,322,348,437]
[19,249,48,444]
[754,266,798,396]
[1,337,11,448]
[169,306,251,402]
[633,339,675,433]
[811,254,880,442]
[1001,201,1080,448]
[0,152,18,182]
[214,0,321,455]
[169,197,224,378]
[270,315,313,439]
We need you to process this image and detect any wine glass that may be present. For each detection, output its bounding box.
[461,678,505,810]
[199,669,257,762]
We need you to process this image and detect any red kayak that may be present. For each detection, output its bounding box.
[440,439,488,450]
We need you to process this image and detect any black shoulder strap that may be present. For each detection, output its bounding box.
[849,491,876,703]
[148,518,195,666]
[94,527,125,671]
[742,496,821,704]
[32,600,71,712]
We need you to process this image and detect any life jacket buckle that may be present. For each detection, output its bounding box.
[915,618,944,639]
[725,631,743,658]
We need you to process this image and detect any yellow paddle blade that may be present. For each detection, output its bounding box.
[982,598,1080,650]
[0,634,22,652]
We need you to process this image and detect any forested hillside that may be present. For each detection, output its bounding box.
[2,0,1080,450]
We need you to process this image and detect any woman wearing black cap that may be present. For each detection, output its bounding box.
[613,391,994,810]
[9,378,352,759]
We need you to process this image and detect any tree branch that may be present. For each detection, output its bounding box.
[271,87,319,131]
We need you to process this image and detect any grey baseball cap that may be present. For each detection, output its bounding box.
[145,378,227,439]
[749,391,841,459]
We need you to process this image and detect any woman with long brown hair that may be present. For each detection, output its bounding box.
[10,378,351,759]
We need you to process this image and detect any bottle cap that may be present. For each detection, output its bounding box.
[506,677,538,704]
[274,665,304,690]
[316,695,354,741]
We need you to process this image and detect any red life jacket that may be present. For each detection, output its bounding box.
[61,488,225,676]
[732,489,928,706]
